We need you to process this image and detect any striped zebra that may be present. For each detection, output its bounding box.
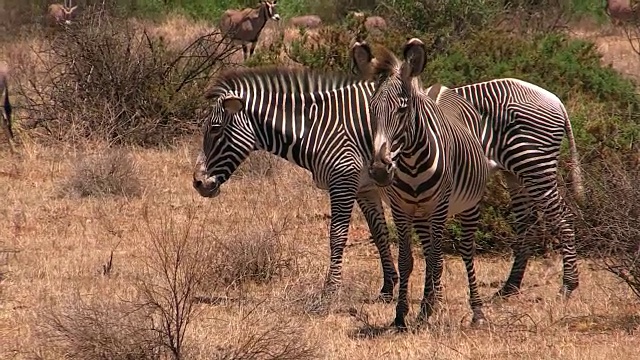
[352,38,490,328]
[352,44,585,301]
[192,66,399,303]
[192,60,584,306]
[427,78,585,299]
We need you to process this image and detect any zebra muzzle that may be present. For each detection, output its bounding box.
[192,175,222,198]
[368,160,395,187]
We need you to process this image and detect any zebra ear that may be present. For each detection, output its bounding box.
[401,38,427,79]
[222,95,244,114]
[351,40,373,77]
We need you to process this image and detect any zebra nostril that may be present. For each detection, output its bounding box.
[193,179,203,189]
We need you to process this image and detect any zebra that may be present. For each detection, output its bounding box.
[192,66,399,303]
[435,77,584,299]
[192,57,585,305]
[352,38,490,329]
[351,46,585,301]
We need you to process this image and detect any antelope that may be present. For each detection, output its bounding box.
[48,1,78,26]
[0,67,14,145]
[219,0,281,61]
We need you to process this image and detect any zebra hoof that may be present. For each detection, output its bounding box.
[393,317,408,332]
[557,285,576,300]
[375,292,394,304]
[492,286,520,300]
[470,315,487,329]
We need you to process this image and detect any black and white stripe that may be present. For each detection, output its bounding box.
[352,39,490,329]
[435,78,584,298]
[192,67,399,302]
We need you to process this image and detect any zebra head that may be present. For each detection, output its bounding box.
[193,92,256,198]
[351,38,428,187]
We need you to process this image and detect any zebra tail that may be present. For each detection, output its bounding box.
[560,102,585,206]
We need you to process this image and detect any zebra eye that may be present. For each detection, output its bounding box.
[397,97,409,114]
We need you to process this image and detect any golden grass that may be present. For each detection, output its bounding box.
[1,14,639,359]
[0,138,638,359]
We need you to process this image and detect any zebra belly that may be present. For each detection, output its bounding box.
[387,185,482,218]
[446,191,483,217]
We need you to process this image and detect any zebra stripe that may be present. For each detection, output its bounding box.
[192,66,399,303]
[353,39,490,329]
[435,78,584,298]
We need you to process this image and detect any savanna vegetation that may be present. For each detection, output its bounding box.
[0,0,639,358]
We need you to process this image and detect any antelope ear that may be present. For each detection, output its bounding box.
[222,95,244,114]
[351,40,373,76]
[401,38,427,79]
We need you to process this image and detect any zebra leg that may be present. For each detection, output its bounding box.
[498,173,580,299]
[322,179,359,298]
[416,202,448,325]
[456,204,486,326]
[494,172,537,298]
[356,189,398,303]
[391,208,414,330]
[555,198,579,298]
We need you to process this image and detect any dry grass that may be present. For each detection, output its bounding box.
[0,138,638,359]
[1,14,639,360]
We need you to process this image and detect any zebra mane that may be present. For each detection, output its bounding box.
[204,66,364,100]
[370,46,400,81]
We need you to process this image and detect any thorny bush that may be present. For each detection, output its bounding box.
[574,151,640,299]
[16,11,238,146]
[60,148,142,198]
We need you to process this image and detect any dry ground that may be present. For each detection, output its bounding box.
[0,139,638,359]
[0,14,639,360]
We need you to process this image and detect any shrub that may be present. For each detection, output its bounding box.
[16,9,237,146]
[215,222,295,287]
[61,148,142,198]
[572,152,640,299]
[211,312,319,360]
[377,0,502,40]
[138,203,217,359]
[41,297,162,360]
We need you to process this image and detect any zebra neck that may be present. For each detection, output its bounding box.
[400,108,438,166]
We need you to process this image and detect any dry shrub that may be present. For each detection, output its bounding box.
[234,150,283,178]
[212,312,319,360]
[37,199,309,359]
[215,218,295,288]
[138,203,216,359]
[61,148,142,198]
[16,8,237,146]
[575,150,640,299]
[41,297,162,360]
